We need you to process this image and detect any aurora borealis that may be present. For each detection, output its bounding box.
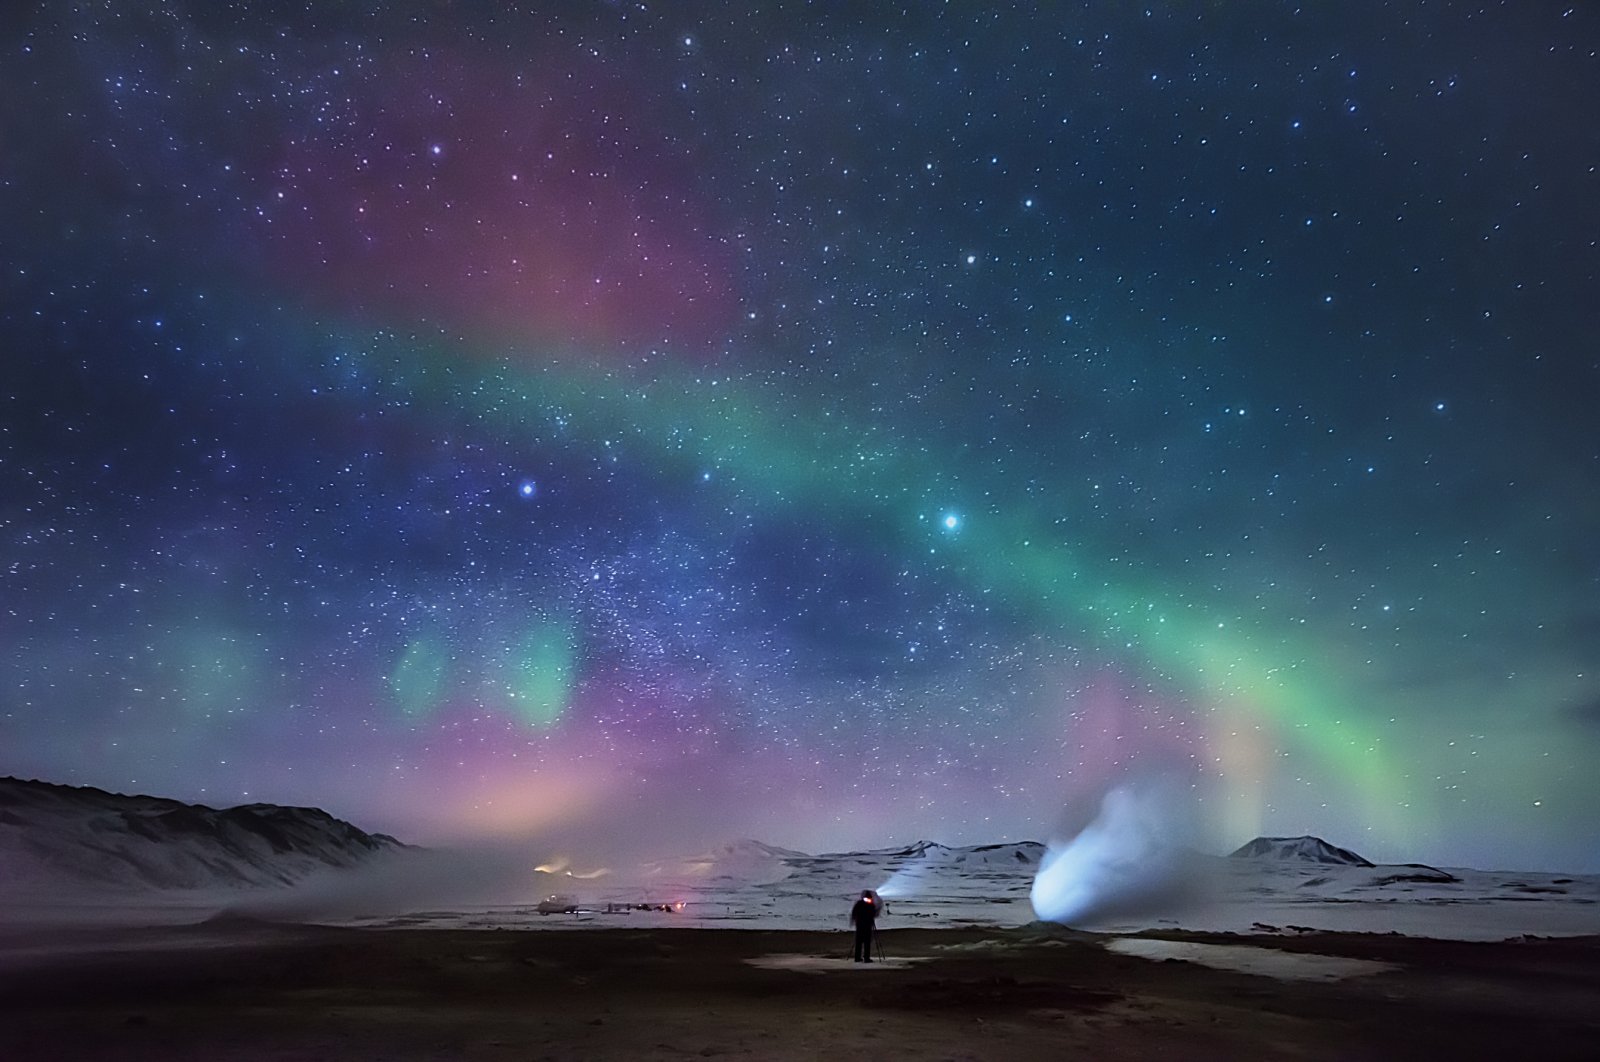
[3,2,1597,871]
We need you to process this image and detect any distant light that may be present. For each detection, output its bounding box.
[430,144,443,156]
[965,254,977,265]
[942,513,960,530]
[518,480,538,499]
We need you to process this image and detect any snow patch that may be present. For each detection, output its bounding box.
[1106,938,1399,981]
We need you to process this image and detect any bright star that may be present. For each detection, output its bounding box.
[518,480,538,499]
[942,513,960,530]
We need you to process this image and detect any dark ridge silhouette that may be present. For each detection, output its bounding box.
[0,776,405,893]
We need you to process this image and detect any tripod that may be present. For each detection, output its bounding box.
[849,925,882,963]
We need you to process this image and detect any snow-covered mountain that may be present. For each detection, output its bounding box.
[1229,835,1375,866]
[318,830,1600,942]
[4,797,1595,941]
[953,841,1048,867]
[1226,834,1460,893]
[639,839,808,885]
[0,777,405,894]
[822,840,1045,868]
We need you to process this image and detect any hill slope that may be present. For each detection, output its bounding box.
[1229,835,1376,867]
[0,776,404,894]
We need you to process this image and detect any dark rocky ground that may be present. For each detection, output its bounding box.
[1,920,1597,1060]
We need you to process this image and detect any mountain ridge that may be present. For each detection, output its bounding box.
[0,776,405,894]
[1229,835,1376,867]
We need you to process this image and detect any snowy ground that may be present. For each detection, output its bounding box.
[6,838,1597,943]
[322,840,1600,942]
[1103,938,1400,981]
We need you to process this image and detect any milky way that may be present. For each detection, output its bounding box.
[3,2,1597,871]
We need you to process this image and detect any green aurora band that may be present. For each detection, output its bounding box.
[287,298,1413,842]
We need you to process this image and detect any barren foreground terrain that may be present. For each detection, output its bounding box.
[2,921,1596,1060]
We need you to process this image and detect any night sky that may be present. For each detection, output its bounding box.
[4,2,1597,872]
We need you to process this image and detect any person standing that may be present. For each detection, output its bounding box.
[849,888,881,962]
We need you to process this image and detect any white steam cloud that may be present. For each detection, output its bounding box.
[1030,779,1214,926]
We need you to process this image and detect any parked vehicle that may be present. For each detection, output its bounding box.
[536,894,578,914]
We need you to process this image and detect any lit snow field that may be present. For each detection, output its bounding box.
[3,778,1595,942]
[5,837,1598,944]
[324,838,1600,942]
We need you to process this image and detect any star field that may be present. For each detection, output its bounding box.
[2,2,1597,870]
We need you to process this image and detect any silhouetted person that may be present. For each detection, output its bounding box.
[849,888,880,962]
